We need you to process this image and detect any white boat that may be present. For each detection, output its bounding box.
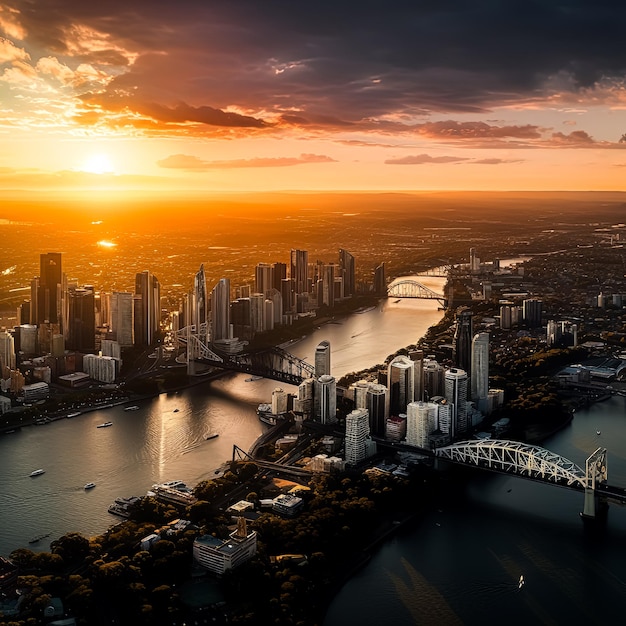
[124,405,140,411]
[66,412,81,418]
[84,482,96,490]
[96,421,113,428]
[596,430,601,435]
[519,575,525,589]
[30,469,45,477]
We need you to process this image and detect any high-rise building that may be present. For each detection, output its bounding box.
[499,303,512,329]
[345,408,370,465]
[134,271,161,347]
[339,249,355,297]
[387,355,415,416]
[271,387,289,416]
[445,368,468,439]
[272,262,287,293]
[250,293,265,334]
[374,262,386,296]
[366,383,387,438]
[38,252,62,325]
[210,278,231,342]
[110,292,134,348]
[318,264,336,307]
[406,401,437,448]
[454,308,473,372]
[316,374,337,424]
[0,331,16,370]
[193,264,208,339]
[522,298,543,328]
[290,249,309,295]
[470,332,490,403]
[423,357,445,400]
[255,263,274,297]
[409,349,424,402]
[66,287,95,353]
[431,396,452,437]
[315,340,331,378]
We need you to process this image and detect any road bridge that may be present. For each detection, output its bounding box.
[434,440,625,520]
[387,279,446,306]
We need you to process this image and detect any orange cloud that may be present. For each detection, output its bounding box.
[385,154,469,165]
[157,153,337,170]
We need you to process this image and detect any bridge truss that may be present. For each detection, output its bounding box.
[435,440,588,489]
[387,279,446,303]
[175,326,315,385]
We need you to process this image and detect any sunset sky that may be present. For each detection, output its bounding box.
[1,1,626,192]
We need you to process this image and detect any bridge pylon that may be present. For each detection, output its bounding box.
[581,447,608,520]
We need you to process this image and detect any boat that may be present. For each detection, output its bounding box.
[205,432,219,440]
[29,469,45,477]
[28,532,50,544]
[66,412,80,418]
[96,422,113,428]
[597,430,601,435]
[84,482,96,490]
[519,575,525,589]
[124,405,140,411]
[245,376,263,382]
[173,408,179,413]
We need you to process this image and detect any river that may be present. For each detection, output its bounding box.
[0,276,446,557]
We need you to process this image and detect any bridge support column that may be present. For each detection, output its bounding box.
[581,487,598,520]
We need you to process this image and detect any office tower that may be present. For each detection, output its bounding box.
[263,299,274,332]
[297,377,315,417]
[445,368,468,439]
[352,380,370,409]
[290,249,309,295]
[387,355,415,417]
[366,383,387,437]
[83,353,117,383]
[500,304,512,329]
[231,297,251,341]
[385,414,406,442]
[546,320,559,347]
[315,340,331,378]
[272,262,287,292]
[339,249,355,298]
[423,357,445,399]
[471,332,489,402]
[561,321,578,347]
[280,278,295,315]
[345,408,370,465]
[522,298,542,328]
[374,262,386,296]
[469,247,480,273]
[454,308,473,372]
[409,349,424,402]
[17,300,30,326]
[134,270,161,347]
[29,277,39,324]
[0,330,16,370]
[431,396,452,437]
[318,264,335,307]
[316,374,337,424]
[249,293,265,334]
[210,278,231,342]
[193,264,208,338]
[271,387,289,416]
[266,288,283,325]
[66,286,95,352]
[38,252,63,325]
[110,292,134,348]
[406,401,437,448]
[255,263,274,297]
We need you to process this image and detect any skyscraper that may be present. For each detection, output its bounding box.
[315,340,331,378]
[409,349,424,402]
[406,401,437,448]
[38,252,62,325]
[339,249,355,298]
[454,308,473,372]
[290,249,309,295]
[470,332,490,403]
[366,383,387,438]
[66,286,95,353]
[210,278,231,342]
[255,263,273,297]
[134,270,161,347]
[345,408,370,465]
[110,292,134,348]
[316,374,337,424]
[522,298,543,328]
[193,264,208,339]
[387,355,415,417]
[374,262,386,296]
[445,368,468,439]
[0,330,16,370]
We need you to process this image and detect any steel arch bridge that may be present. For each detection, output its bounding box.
[387,279,446,304]
[434,439,588,489]
[175,326,315,385]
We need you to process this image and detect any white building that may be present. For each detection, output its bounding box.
[23,381,49,403]
[445,368,468,438]
[193,517,257,576]
[345,408,371,465]
[83,353,118,383]
[0,331,16,370]
[271,387,289,416]
[406,401,438,448]
[316,374,337,424]
[471,332,490,403]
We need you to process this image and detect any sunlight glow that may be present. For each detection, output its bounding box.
[97,240,116,248]
[82,153,114,174]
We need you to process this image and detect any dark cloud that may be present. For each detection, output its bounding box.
[5,1,626,125]
[472,158,524,165]
[157,153,336,171]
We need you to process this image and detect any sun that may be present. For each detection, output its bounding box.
[81,153,115,174]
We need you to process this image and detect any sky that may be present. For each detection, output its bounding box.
[1,0,626,193]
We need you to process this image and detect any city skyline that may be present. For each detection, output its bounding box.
[0,1,625,193]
